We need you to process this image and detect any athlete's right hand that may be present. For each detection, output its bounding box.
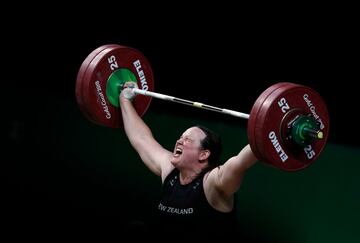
[121,81,138,101]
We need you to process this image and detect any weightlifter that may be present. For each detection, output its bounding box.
[120,82,258,241]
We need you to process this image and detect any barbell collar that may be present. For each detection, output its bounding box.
[303,127,324,139]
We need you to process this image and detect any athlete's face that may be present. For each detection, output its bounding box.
[171,127,206,167]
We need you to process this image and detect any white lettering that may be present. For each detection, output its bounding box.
[133,60,149,90]
[278,97,290,113]
[107,55,118,71]
[95,81,111,119]
[158,203,193,215]
[303,94,325,130]
[304,145,316,159]
[158,203,167,211]
[269,131,288,162]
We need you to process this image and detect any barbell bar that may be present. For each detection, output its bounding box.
[132,88,250,119]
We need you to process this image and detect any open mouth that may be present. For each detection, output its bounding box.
[174,148,183,157]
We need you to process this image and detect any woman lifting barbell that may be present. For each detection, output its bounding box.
[75,44,330,241]
[120,81,257,240]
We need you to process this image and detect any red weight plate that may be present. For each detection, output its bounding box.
[76,44,119,121]
[81,44,154,128]
[248,82,329,171]
[248,82,293,165]
[252,82,301,170]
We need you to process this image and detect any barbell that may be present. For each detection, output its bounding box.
[75,44,330,172]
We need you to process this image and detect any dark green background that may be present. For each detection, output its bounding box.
[5,95,359,242]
